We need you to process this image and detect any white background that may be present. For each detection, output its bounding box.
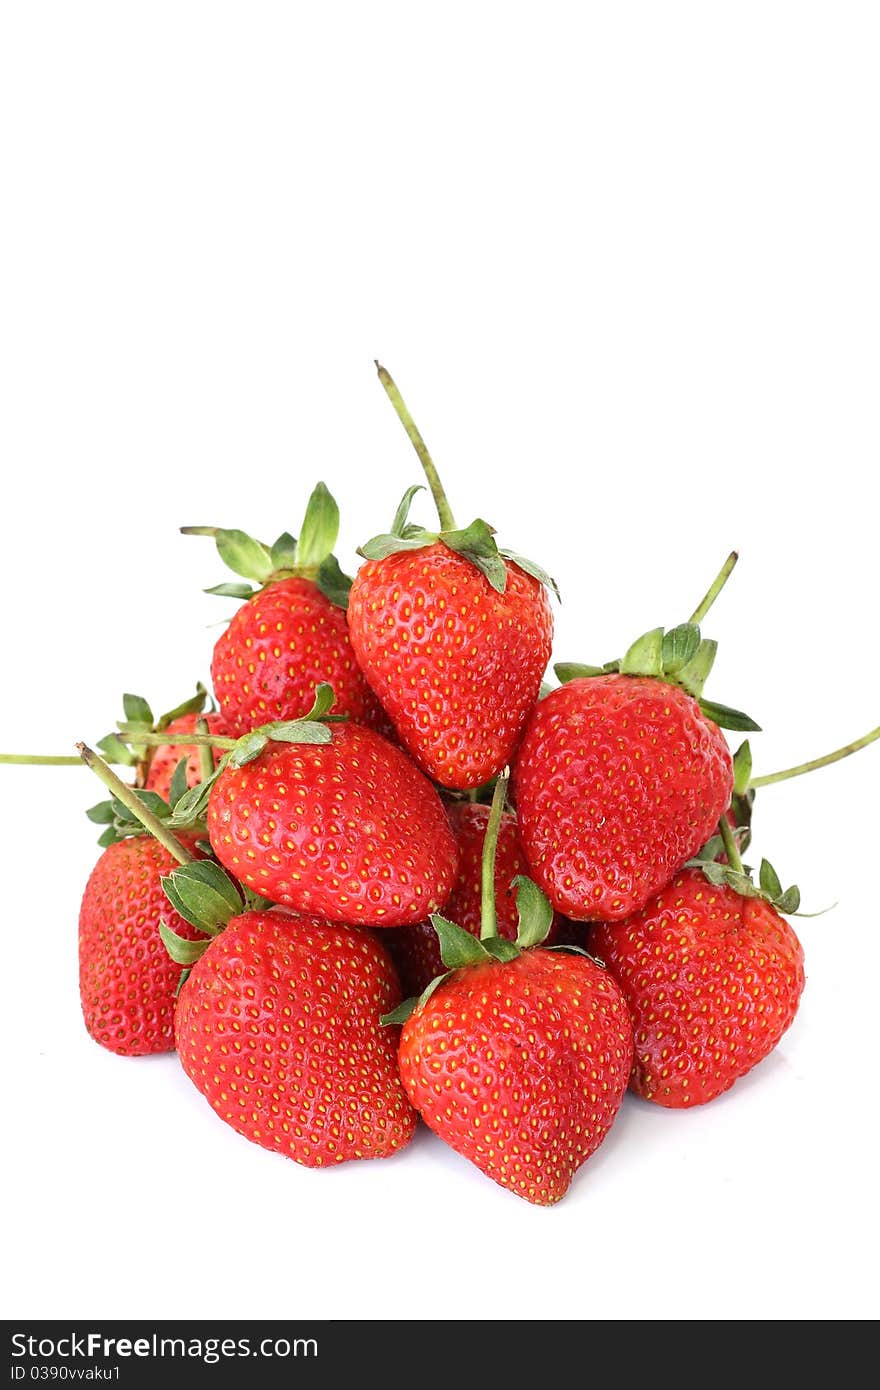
[1,3,877,1322]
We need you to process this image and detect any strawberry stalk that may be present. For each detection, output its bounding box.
[717,815,744,873]
[479,769,510,942]
[77,743,195,865]
[0,753,83,765]
[750,723,880,788]
[688,551,739,624]
[375,362,457,531]
[195,715,215,784]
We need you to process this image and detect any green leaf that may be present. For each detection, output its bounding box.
[699,699,761,733]
[297,482,340,569]
[161,861,242,934]
[358,531,436,561]
[109,790,171,825]
[228,732,269,767]
[722,869,762,898]
[213,528,275,583]
[270,531,298,571]
[156,684,208,729]
[168,756,190,809]
[159,920,211,966]
[661,623,700,674]
[301,682,336,721]
[168,775,216,827]
[316,554,353,609]
[123,693,154,726]
[698,860,728,886]
[442,519,507,594]
[390,484,425,536]
[695,833,725,863]
[204,581,255,600]
[431,915,491,970]
[759,858,783,901]
[484,938,521,962]
[263,721,333,747]
[553,662,605,682]
[675,638,718,698]
[732,740,753,797]
[380,996,419,1026]
[621,627,665,677]
[498,549,561,602]
[96,826,119,848]
[512,875,554,949]
[96,733,138,767]
[86,800,115,825]
[175,968,192,996]
[776,885,801,914]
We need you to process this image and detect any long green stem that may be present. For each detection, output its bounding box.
[77,743,194,864]
[116,730,237,749]
[718,815,743,873]
[688,551,739,625]
[195,716,215,784]
[750,724,880,788]
[479,769,509,942]
[375,361,457,531]
[0,753,83,765]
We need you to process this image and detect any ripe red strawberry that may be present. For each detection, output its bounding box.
[184,483,388,739]
[206,721,459,927]
[175,908,417,1165]
[398,949,633,1205]
[349,545,553,790]
[591,867,805,1107]
[144,711,230,800]
[213,575,387,738]
[348,366,557,790]
[516,675,734,921]
[386,801,560,996]
[79,833,206,1056]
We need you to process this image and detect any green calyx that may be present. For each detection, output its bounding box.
[182,481,353,609]
[554,621,759,733]
[159,859,271,991]
[358,486,560,600]
[380,875,556,1026]
[96,684,210,771]
[381,770,557,1026]
[688,812,811,916]
[552,552,758,731]
[156,683,337,827]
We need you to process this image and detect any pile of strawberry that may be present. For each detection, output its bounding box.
[11,365,877,1207]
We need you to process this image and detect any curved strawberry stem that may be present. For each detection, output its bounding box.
[195,715,215,784]
[0,753,83,765]
[77,743,194,865]
[479,768,509,942]
[717,815,744,873]
[113,730,237,750]
[688,551,738,625]
[375,362,457,531]
[750,723,880,788]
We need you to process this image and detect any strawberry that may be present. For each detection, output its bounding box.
[515,572,759,920]
[171,692,459,927]
[94,686,218,791]
[347,366,557,790]
[174,907,417,1166]
[398,949,632,1204]
[590,862,805,1107]
[184,482,387,738]
[144,711,230,800]
[387,771,633,1205]
[386,800,560,996]
[78,832,206,1056]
